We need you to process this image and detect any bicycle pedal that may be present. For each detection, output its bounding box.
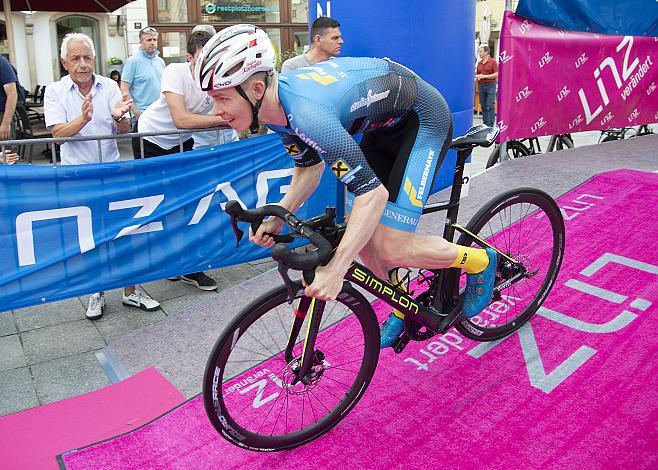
[392,333,411,354]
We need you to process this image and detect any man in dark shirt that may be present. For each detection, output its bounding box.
[475,45,498,127]
[0,55,18,141]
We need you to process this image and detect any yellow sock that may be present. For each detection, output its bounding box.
[388,270,406,320]
[449,245,490,274]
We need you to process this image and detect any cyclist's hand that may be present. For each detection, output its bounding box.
[304,265,343,301]
[250,217,284,247]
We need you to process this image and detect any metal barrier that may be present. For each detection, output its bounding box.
[0,125,234,164]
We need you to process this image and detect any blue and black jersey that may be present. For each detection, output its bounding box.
[269,57,453,231]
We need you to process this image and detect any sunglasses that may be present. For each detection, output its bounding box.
[140,26,158,35]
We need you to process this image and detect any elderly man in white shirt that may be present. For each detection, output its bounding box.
[44,32,160,319]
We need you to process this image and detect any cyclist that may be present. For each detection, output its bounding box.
[196,25,497,348]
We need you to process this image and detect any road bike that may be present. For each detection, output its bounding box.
[203,125,565,451]
[599,124,654,143]
[486,134,574,168]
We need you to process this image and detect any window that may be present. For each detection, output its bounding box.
[55,16,101,79]
[290,0,308,24]
[159,31,187,64]
[158,0,188,23]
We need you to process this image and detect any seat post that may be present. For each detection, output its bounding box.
[442,147,473,241]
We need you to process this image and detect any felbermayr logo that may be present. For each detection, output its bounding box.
[350,89,390,112]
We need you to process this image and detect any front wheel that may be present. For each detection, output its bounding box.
[203,284,380,451]
[454,188,565,341]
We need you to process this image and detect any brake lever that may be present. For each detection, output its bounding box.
[230,217,244,248]
[277,262,299,303]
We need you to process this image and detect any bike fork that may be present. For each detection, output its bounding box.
[285,296,325,384]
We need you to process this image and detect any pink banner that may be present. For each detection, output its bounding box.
[497,11,658,141]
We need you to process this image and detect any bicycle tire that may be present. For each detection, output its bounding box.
[454,188,565,341]
[601,134,620,143]
[555,134,574,151]
[635,125,654,136]
[486,140,531,168]
[203,283,380,451]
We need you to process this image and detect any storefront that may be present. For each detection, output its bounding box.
[145,0,310,65]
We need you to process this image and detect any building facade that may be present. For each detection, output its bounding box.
[144,0,311,65]
[0,0,311,91]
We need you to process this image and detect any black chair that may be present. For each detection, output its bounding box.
[15,104,54,163]
[25,85,46,122]
[25,84,40,103]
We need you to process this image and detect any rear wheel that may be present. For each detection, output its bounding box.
[486,140,531,168]
[203,284,380,451]
[454,188,565,341]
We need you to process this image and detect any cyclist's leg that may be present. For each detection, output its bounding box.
[355,81,495,345]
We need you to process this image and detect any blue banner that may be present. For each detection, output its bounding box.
[0,134,337,311]
[516,0,658,36]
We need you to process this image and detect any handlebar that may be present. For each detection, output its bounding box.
[225,201,334,275]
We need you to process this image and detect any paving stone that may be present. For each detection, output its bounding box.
[140,278,198,302]
[31,352,111,406]
[159,293,211,317]
[0,367,39,416]
[94,307,166,344]
[13,297,85,332]
[21,320,106,365]
[0,335,27,371]
[0,312,16,336]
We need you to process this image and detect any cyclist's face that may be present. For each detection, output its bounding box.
[209,87,252,131]
[316,27,343,57]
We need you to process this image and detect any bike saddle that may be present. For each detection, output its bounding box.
[450,124,499,150]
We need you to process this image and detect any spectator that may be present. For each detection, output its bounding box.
[109,70,122,86]
[137,30,233,291]
[281,17,343,72]
[475,45,498,127]
[121,26,165,157]
[189,24,239,149]
[0,55,18,141]
[44,32,161,319]
[1,150,19,164]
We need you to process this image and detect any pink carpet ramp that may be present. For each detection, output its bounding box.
[60,170,658,469]
[0,367,184,469]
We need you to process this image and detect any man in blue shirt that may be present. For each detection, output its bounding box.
[0,55,18,142]
[121,26,166,157]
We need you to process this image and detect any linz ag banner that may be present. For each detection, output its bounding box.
[0,134,336,311]
[497,11,658,141]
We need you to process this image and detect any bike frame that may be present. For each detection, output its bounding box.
[289,146,479,379]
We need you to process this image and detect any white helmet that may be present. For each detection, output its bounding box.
[196,24,275,92]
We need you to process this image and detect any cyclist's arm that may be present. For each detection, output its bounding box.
[164,91,226,129]
[278,161,325,212]
[327,185,389,273]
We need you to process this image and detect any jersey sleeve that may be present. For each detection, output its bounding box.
[287,98,382,196]
[269,126,322,167]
